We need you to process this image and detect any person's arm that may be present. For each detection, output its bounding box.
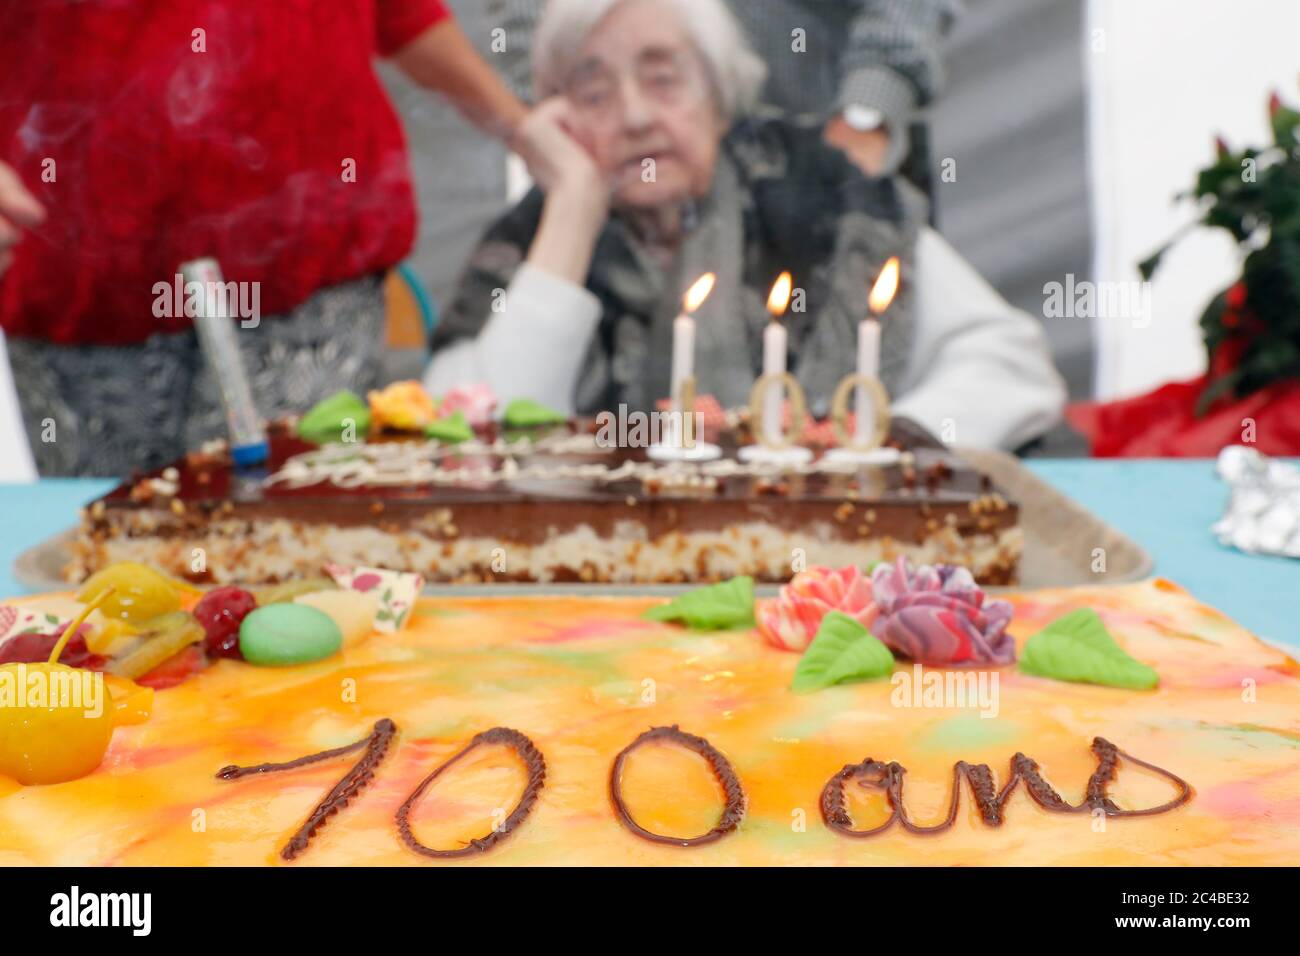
[0,160,45,277]
[389,16,528,142]
[423,99,611,412]
[892,227,1067,451]
[827,0,959,174]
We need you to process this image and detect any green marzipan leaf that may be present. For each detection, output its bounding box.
[1019,608,1159,690]
[298,390,371,443]
[425,410,473,444]
[791,612,895,693]
[642,577,755,630]
[502,398,566,428]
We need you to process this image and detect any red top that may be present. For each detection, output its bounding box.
[0,0,449,345]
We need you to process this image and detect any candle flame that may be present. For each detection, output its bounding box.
[683,273,716,314]
[868,256,900,315]
[766,271,793,317]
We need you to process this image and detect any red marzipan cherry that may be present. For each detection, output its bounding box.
[193,586,257,660]
[0,626,104,669]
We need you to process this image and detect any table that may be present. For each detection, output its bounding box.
[1026,460,1297,652]
[1,462,1295,651]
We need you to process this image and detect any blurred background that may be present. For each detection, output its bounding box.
[381,0,1300,453]
[4,0,1300,476]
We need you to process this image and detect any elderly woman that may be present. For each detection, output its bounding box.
[425,0,1066,451]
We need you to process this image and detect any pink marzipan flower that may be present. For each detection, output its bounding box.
[439,383,498,427]
[757,565,877,652]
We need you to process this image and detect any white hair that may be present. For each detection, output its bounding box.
[532,0,768,122]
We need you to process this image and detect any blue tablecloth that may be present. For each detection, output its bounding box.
[2,462,1295,651]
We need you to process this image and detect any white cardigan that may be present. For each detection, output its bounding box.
[426,227,1067,451]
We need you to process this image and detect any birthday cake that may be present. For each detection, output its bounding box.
[66,385,1022,588]
[1,560,1298,866]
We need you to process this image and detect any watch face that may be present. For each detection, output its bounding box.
[843,106,885,132]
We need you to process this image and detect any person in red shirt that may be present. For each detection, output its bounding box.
[0,0,526,476]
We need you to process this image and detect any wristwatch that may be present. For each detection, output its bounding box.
[842,105,886,132]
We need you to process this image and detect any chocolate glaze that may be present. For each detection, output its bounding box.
[396,726,546,859]
[1083,737,1194,817]
[820,736,1192,837]
[81,419,1019,579]
[217,718,397,861]
[609,725,746,847]
[104,419,986,506]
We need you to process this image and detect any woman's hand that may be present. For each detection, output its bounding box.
[0,161,45,276]
[513,99,608,213]
[824,116,890,177]
[515,99,610,285]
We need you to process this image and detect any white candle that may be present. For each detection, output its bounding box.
[762,272,794,444]
[854,318,881,443]
[859,257,899,443]
[670,312,695,411]
[669,273,716,431]
[762,319,787,442]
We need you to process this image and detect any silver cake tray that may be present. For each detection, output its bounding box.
[12,448,1151,596]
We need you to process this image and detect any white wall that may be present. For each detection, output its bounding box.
[1087,0,1300,400]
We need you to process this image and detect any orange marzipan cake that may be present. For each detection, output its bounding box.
[1,579,1297,866]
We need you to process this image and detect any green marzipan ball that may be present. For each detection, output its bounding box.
[238,603,343,667]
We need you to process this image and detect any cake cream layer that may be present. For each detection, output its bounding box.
[2,580,1296,865]
[68,515,1022,586]
[70,419,1021,585]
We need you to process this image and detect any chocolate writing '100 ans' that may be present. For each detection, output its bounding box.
[217,721,1193,861]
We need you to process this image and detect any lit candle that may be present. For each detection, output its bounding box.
[859,257,899,443]
[671,273,716,415]
[762,272,793,443]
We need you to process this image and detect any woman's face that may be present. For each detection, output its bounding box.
[562,0,724,211]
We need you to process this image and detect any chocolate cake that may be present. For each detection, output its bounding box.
[67,418,1021,586]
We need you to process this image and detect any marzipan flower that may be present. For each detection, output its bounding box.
[757,565,876,652]
[869,558,1015,665]
[439,383,497,427]
[367,381,437,432]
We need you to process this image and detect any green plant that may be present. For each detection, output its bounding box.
[1140,91,1300,413]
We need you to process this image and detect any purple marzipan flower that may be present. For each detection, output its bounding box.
[868,558,1015,666]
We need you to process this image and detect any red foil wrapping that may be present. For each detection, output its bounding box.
[1068,376,1300,457]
